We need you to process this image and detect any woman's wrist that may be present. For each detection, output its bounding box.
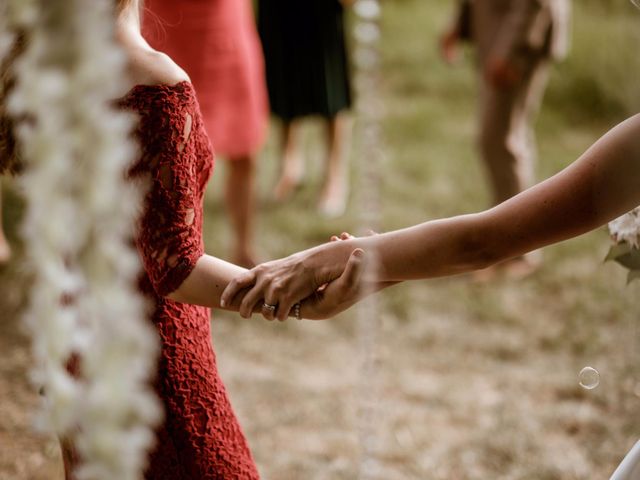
[302,239,354,287]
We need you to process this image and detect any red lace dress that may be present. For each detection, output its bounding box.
[119,81,260,479]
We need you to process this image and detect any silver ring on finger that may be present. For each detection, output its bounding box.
[262,302,277,313]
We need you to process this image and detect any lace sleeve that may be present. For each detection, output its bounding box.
[125,85,204,298]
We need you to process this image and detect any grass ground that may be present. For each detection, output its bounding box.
[1,1,640,479]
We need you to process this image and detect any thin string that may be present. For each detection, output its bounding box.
[353,1,384,478]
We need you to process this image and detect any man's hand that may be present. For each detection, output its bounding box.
[486,57,521,89]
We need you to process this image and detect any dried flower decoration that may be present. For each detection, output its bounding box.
[606,207,640,283]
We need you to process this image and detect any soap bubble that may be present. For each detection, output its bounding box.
[578,366,600,390]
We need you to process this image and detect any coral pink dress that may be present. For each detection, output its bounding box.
[121,81,259,479]
[143,0,268,158]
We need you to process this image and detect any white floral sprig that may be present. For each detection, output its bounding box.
[3,1,161,479]
[606,207,640,283]
[609,207,640,248]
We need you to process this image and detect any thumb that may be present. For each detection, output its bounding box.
[336,248,367,292]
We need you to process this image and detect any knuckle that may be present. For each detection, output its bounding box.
[242,274,254,284]
[272,279,286,293]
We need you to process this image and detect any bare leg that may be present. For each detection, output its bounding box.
[0,184,11,264]
[225,154,258,268]
[272,119,304,202]
[318,112,352,217]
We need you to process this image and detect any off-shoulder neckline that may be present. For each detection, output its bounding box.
[122,80,194,99]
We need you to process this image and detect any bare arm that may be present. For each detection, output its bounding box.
[168,250,376,320]
[166,254,247,310]
[359,113,640,280]
[222,114,640,318]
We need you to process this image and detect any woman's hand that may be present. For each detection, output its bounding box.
[297,232,398,320]
[298,248,369,320]
[222,230,398,321]
[220,240,353,320]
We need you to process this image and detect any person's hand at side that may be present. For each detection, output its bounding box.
[485,56,521,89]
[439,26,461,65]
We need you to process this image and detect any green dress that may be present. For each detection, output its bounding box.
[257,0,352,120]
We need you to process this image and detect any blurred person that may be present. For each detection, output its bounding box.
[440,0,571,276]
[1,1,359,478]
[222,112,640,321]
[144,0,269,268]
[258,0,353,217]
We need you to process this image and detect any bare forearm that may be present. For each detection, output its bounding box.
[167,255,249,310]
[309,115,640,283]
[296,217,486,285]
[343,214,495,281]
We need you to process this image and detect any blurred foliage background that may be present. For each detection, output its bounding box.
[1,1,640,479]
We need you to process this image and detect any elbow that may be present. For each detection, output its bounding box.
[166,288,184,303]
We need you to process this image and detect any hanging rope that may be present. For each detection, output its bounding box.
[353,1,384,478]
[3,1,161,479]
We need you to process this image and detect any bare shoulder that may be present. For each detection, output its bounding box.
[125,46,190,88]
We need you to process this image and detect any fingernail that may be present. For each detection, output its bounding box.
[353,249,364,258]
[220,299,226,308]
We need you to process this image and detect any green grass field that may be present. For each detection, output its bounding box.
[1,1,640,479]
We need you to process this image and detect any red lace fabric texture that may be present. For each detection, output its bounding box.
[118,82,260,479]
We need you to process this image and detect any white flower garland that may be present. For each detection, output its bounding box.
[3,1,161,479]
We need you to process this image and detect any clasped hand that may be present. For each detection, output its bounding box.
[221,233,380,321]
